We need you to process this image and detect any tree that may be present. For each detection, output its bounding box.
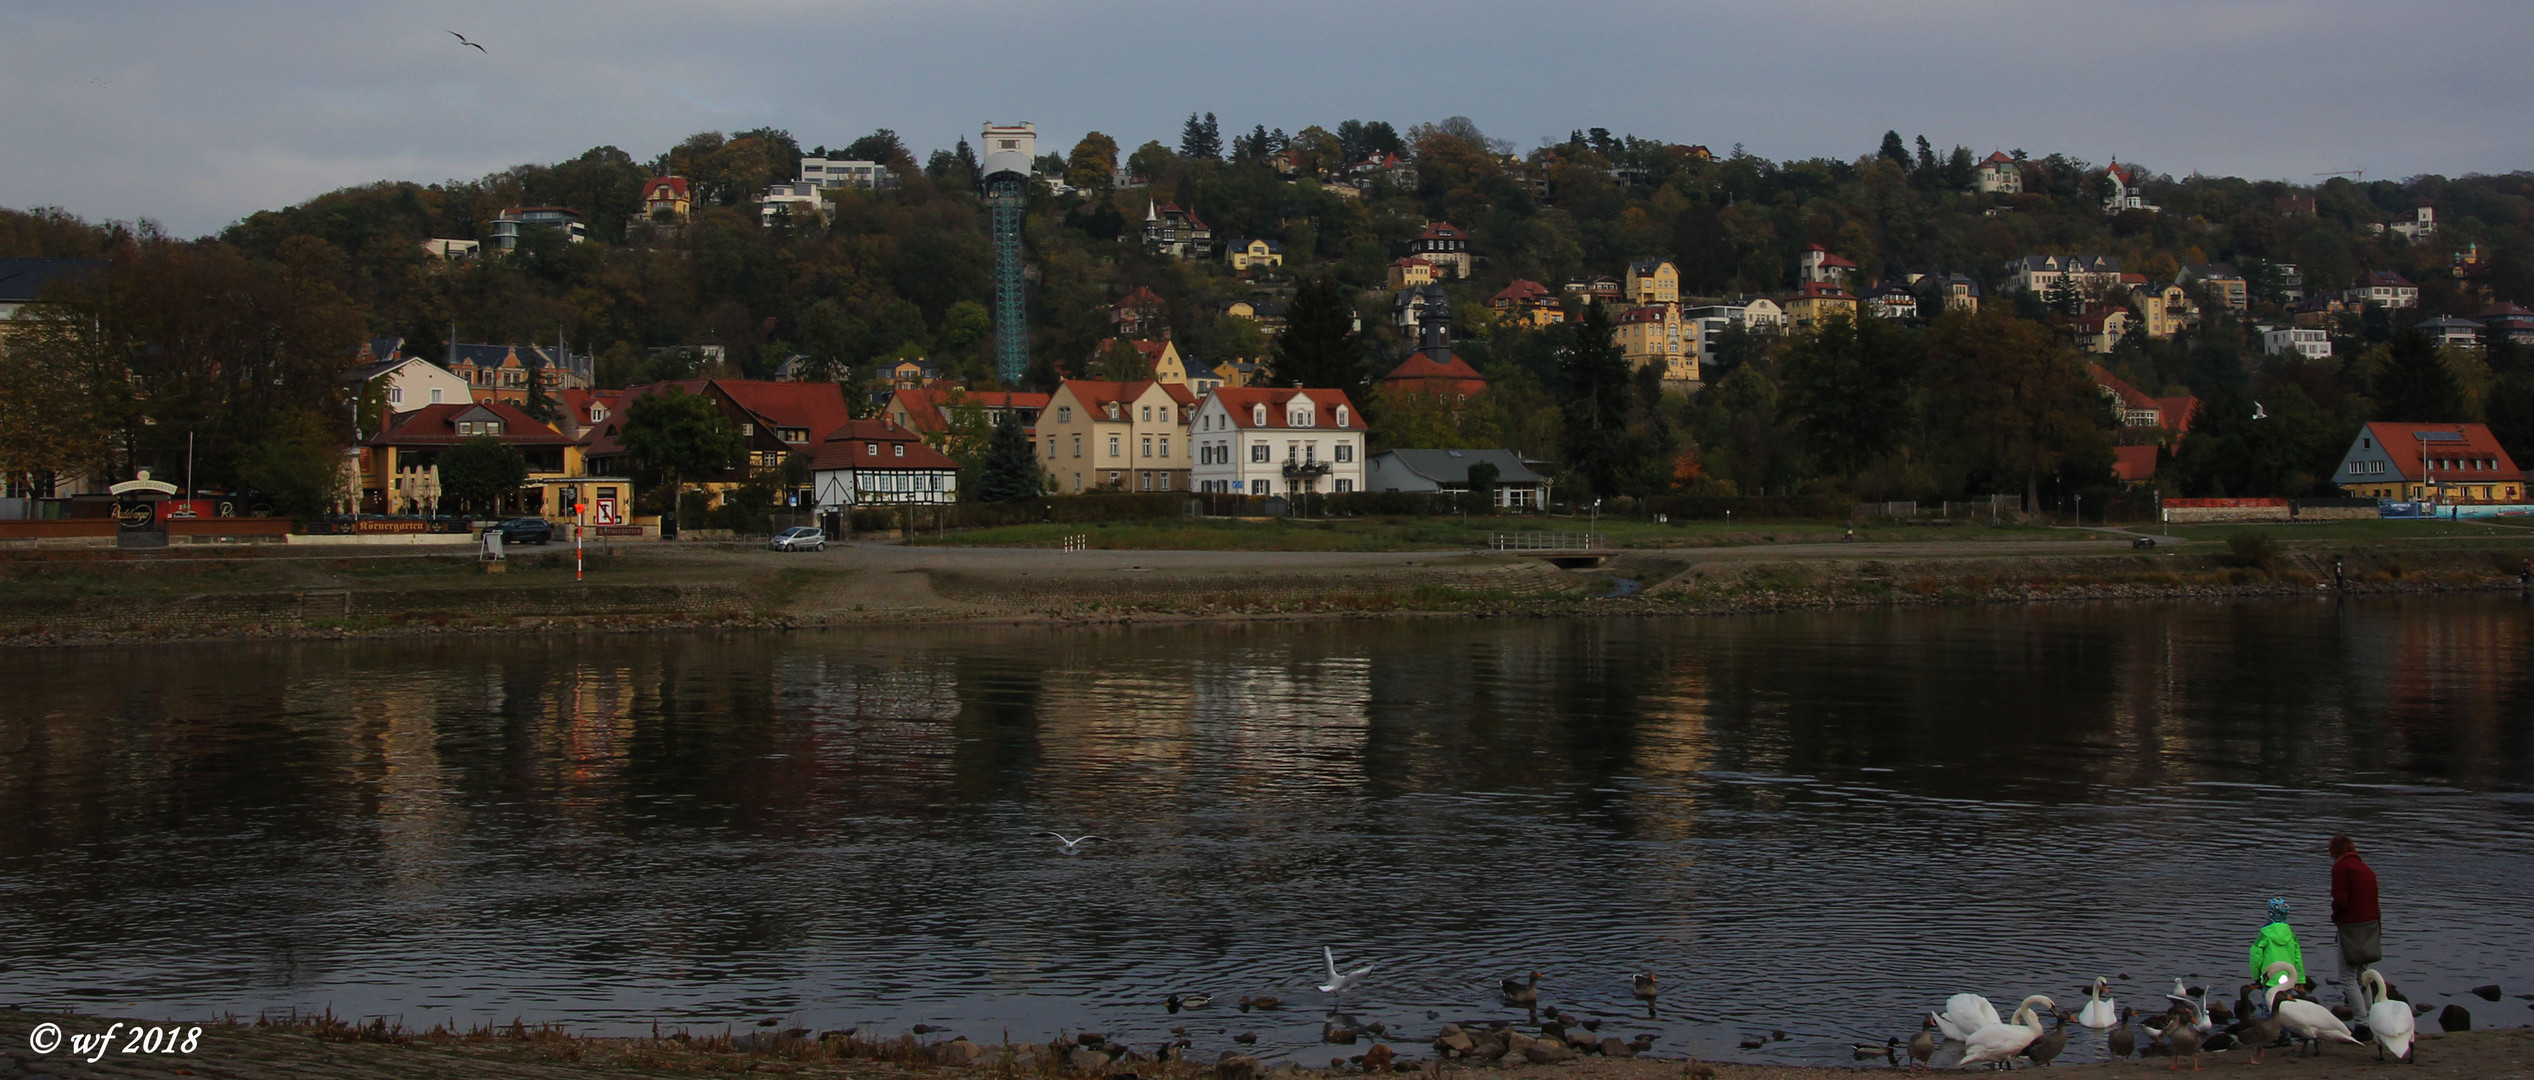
[437,435,528,514]
[1923,307,2114,509]
[2370,329,2466,421]
[1672,203,1736,295]
[1126,141,1174,185]
[242,409,348,521]
[1878,130,1910,169]
[975,413,1042,502]
[619,386,747,514]
[1267,277,1363,389]
[844,129,916,177]
[1066,132,1119,191]
[1179,113,1222,160]
[1089,338,1150,382]
[1779,313,1920,479]
[1557,302,1642,500]
[1465,459,1500,512]
[0,311,117,497]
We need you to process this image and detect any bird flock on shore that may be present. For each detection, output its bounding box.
[1034,832,2458,1070]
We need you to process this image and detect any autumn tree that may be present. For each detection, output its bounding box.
[1778,312,1921,478]
[437,435,529,514]
[619,386,747,513]
[1923,307,2114,509]
[1066,132,1120,191]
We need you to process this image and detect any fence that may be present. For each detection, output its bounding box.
[1491,531,1600,551]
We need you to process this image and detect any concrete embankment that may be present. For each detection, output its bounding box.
[2,538,2530,648]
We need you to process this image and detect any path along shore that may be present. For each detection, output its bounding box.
[2,1010,2527,1079]
[4,533,2532,648]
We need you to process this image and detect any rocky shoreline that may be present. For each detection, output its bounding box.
[3,541,2530,649]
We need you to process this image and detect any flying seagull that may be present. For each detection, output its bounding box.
[2252,401,2269,420]
[1318,947,1377,998]
[1035,831,1107,855]
[447,30,486,53]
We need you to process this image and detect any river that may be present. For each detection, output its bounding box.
[4,596,2530,1065]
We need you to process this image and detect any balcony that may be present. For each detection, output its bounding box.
[1281,461,1331,479]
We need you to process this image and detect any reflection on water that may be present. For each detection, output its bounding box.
[4,597,2531,1065]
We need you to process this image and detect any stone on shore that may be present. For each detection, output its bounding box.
[1217,1052,1260,1080]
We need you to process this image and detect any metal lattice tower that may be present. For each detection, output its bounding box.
[979,122,1037,385]
[986,175,1027,384]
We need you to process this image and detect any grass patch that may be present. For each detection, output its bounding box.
[910,515,2075,552]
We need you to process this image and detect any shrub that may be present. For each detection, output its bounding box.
[2223,531,2279,572]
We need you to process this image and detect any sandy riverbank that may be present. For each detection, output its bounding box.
[2,1010,2525,1079]
[3,535,2531,647]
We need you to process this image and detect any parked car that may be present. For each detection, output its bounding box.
[770,526,826,552]
[490,517,553,545]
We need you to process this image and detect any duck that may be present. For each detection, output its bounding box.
[1501,971,1540,1008]
[2268,983,2362,1057]
[1852,1037,1898,1063]
[1959,1004,2047,1069]
[2362,971,2414,1063]
[1934,992,2001,1042]
[1908,1016,1936,1072]
[2106,1007,2136,1060]
[2078,976,2119,1029]
[1632,972,1659,1003]
[1238,995,1282,1012]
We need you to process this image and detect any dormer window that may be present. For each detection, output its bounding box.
[1105,403,1119,420]
[487,421,502,436]
[590,405,607,422]
[894,443,904,457]
[1252,404,1267,426]
[867,442,879,456]
[1290,410,1311,427]
[1335,405,1350,428]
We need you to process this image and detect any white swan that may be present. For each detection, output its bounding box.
[1933,992,2000,1042]
[2268,983,2362,1057]
[2362,971,2414,1062]
[1959,1004,2046,1069]
[2078,976,2118,1029]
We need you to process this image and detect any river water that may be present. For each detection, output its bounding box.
[4,597,2531,1066]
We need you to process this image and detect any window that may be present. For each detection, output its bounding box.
[1335,405,1349,428]
[867,442,879,456]
[1046,437,1056,458]
[430,388,443,404]
[741,423,754,436]
[1251,443,1270,463]
[387,385,403,406]
[1305,443,1317,463]
[1336,479,1353,493]
[1251,479,1268,495]
[487,421,502,435]
[1142,437,1152,458]
[1059,406,1072,423]
[1253,404,1267,426]
[1141,406,1151,422]
[1108,436,1120,458]
[1071,434,1081,458]
[1335,443,1352,463]
[1159,436,1170,458]
[894,444,904,457]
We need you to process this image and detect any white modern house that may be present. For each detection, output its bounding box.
[2261,325,2333,360]
[1189,387,1366,496]
[1366,449,1549,508]
[345,347,474,422]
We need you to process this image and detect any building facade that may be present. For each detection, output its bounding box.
[1036,379,1197,493]
[1189,387,1366,496]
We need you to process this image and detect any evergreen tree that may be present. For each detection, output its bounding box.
[1780,313,1920,477]
[1557,302,1640,500]
[1914,135,1937,177]
[1180,113,1222,160]
[1878,130,1910,168]
[2370,329,2466,421]
[1267,277,1362,389]
[975,414,1042,502]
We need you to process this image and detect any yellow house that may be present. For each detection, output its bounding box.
[1226,238,1284,271]
[1783,282,1858,330]
[358,400,637,521]
[1036,379,1199,492]
[1613,305,1701,390]
[2133,282,2198,338]
[1386,257,1437,291]
[640,176,693,221]
[1625,259,1680,306]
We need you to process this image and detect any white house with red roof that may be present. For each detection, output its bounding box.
[2102,161,2158,214]
[1974,151,2022,195]
[808,418,961,509]
[1190,387,1366,496]
[1798,244,1856,287]
[1410,222,1471,279]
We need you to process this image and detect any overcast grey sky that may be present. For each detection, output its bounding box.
[4,1,2530,238]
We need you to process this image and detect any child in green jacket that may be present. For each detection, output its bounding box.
[2248,896,2307,988]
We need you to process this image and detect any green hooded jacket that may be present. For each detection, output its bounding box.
[2248,920,2306,984]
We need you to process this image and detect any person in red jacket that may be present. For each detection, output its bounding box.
[2330,834,2382,1011]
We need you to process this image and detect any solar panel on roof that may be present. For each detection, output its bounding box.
[2416,431,2465,442]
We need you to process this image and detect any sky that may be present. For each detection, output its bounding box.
[4,0,2532,239]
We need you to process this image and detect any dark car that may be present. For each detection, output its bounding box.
[491,517,554,545]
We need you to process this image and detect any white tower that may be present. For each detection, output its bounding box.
[981,123,1036,181]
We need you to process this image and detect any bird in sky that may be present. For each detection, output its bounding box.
[1035,831,1108,855]
[2253,401,2269,420]
[447,30,487,53]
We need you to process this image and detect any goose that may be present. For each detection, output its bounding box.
[2164,1012,2204,1071]
[2268,983,2361,1057]
[2024,1010,2070,1066]
[2078,976,2119,1029]
[1959,1004,2046,1069]
[2106,1007,2136,1060]
[1318,947,1377,998]
[2236,1006,2284,1064]
[2362,971,2414,1063]
[1501,971,1540,1007]
[1933,992,2001,1041]
[1035,831,1108,855]
[1908,1016,1936,1072]
[1631,972,1659,1003]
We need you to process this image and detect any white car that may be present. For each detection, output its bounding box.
[770,526,826,552]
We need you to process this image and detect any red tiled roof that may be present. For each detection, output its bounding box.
[1207,386,1364,430]
[887,388,1051,433]
[629,379,855,440]
[365,402,573,447]
[807,418,960,471]
[2157,396,2199,435]
[2089,365,2159,410]
[1982,151,2015,165]
[1491,279,1553,304]
[1381,352,1488,396]
[2355,270,2415,288]
[1417,222,1463,240]
[2358,422,2521,481]
[1390,256,1436,269]
[1113,286,1167,312]
[1615,305,1674,324]
[2114,445,2159,482]
[641,176,689,200]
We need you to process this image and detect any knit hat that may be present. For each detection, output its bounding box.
[2266,897,2291,924]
